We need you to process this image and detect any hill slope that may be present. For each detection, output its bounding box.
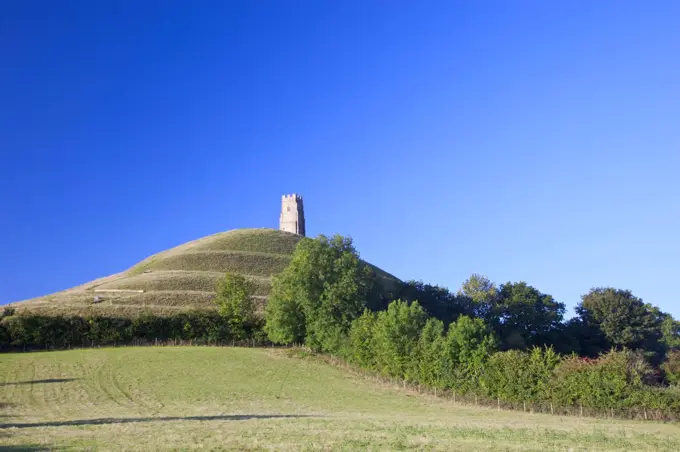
[12,228,401,317]
[2,347,679,450]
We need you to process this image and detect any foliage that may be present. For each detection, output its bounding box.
[397,280,471,325]
[0,310,265,349]
[480,347,560,404]
[457,273,498,320]
[348,309,378,369]
[660,315,680,350]
[214,273,257,339]
[495,282,565,350]
[371,300,428,379]
[442,315,497,393]
[663,350,680,385]
[551,349,657,409]
[577,288,661,351]
[265,234,376,353]
[412,317,447,389]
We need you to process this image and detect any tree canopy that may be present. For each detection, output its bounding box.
[265,234,377,353]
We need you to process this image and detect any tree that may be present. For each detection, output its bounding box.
[214,273,256,339]
[661,315,680,350]
[372,299,428,380]
[458,274,498,320]
[349,309,378,369]
[495,282,565,350]
[442,315,497,392]
[662,350,680,385]
[577,287,661,351]
[412,317,447,388]
[397,280,471,325]
[264,234,377,353]
[549,316,608,357]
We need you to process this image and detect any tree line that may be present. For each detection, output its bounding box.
[263,234,680,418]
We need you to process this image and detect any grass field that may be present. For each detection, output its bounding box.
[2,347,680,451]
[11,228,401,318]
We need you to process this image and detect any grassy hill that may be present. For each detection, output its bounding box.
[2,347,679,450]
[11,228,401,318]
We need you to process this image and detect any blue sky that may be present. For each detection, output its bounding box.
[1,1,679,318]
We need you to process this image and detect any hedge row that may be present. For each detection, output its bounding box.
[346,300,680,419]
[0,309,266,351]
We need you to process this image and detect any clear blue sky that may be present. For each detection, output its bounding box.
[2,1,679,318]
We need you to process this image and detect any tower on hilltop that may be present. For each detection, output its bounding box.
[279,194,306,236]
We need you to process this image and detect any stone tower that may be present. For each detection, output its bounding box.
[279,194,306,236]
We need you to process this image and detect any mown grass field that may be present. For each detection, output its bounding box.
[11,228,401,318]
[2,347,680,451]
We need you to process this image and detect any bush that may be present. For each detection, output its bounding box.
[372,300,427,380]
[442,315,497,393]
[412,317,446,389]
[662,350,680,385]
[0,310,266,350]
[214,273,257,339]
[349,309,378,369]
[551,349,654,410]
[480,346,559,405]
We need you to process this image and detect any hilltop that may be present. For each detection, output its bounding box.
[11,228,400,318]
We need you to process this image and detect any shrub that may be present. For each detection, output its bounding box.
[349,309,378,369]
[551,349,654,410]
[372,300,427,380]
[480,346,560,405]
[443,315,497,393]
[0,310,265,350]
[662,350,680,385]
[412,317,446,388]
[214,273,257,339]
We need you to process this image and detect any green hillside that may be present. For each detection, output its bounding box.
[2,347,679,450]
[12,228,400,318]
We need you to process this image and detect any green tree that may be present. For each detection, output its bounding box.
[662,350,680,385]
[659,313,680,350]
[349,309,378,369]
[577,288,661,351]
[495,282,565,350]
[443,315,497,392]
[412,317,447,388]
[372,299,428,380]
[397,280,471,325]
[214,273,256,339]
[458,273,498,320]
[265,234,376,353]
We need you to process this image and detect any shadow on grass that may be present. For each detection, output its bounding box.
[0,379,78,387]
[0,446,54,451]
[0,414,317,429]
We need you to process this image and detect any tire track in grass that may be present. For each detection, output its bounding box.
[111,352,165,414]
[91,353,129,409]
